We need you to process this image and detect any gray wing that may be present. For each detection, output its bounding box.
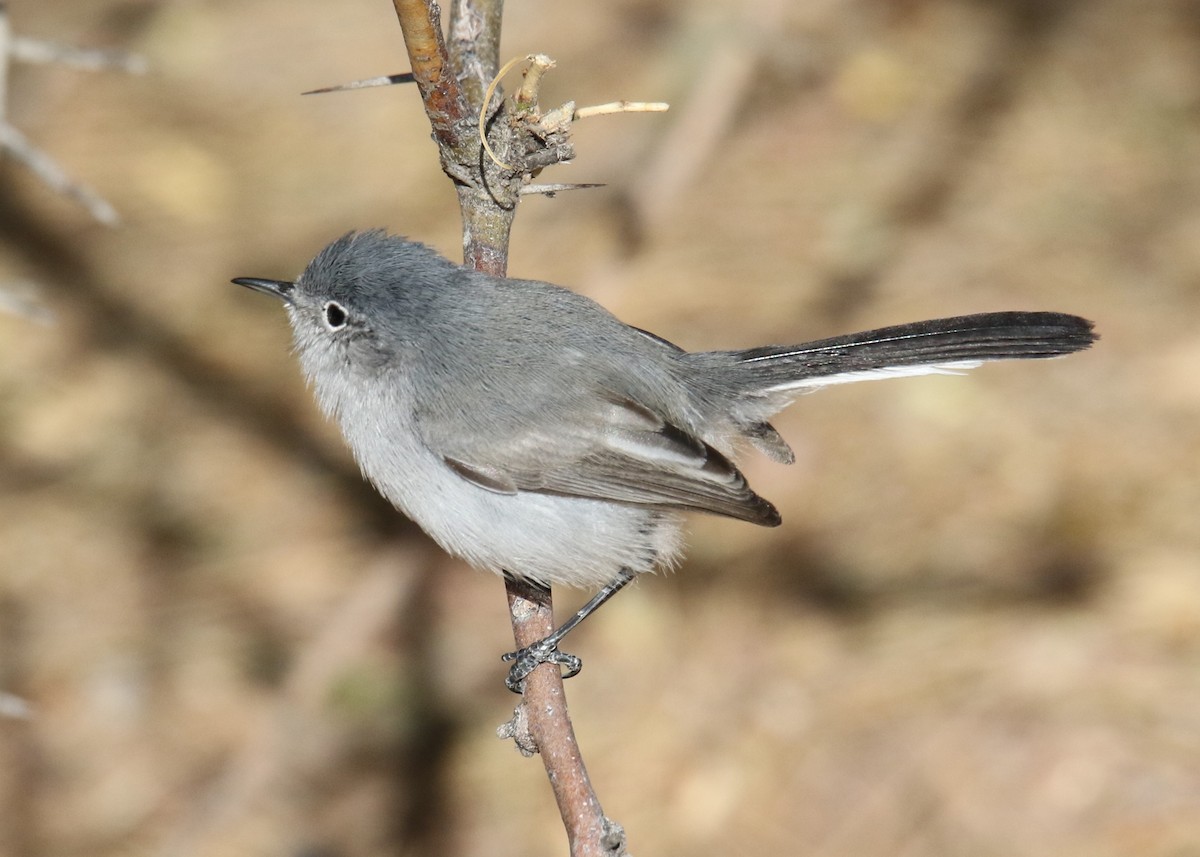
[421,390,780,527]
[408,272,779,526]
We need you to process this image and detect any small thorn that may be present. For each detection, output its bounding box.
[302,72,416,95]
[520,182,606,197]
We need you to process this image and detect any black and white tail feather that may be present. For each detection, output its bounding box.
[688,310,1097,471]
[726,311,1096,395]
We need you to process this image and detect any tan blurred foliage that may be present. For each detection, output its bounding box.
[0,1,1198,856]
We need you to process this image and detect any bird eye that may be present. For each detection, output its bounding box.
[323,301,348,330]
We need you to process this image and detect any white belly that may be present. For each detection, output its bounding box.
[338,398,683,588]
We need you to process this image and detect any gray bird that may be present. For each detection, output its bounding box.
[234,230,1096,690]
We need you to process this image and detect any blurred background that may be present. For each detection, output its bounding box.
[0,0,1197,855]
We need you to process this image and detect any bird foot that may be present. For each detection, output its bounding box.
[501,639,582,693]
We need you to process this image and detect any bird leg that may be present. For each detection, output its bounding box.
[503,568,637,693]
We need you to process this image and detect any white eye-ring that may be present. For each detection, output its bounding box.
[323,301,348,330]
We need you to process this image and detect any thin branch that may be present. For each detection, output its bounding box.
[574,101,669,120]
[499,580,627,857]
[389,3,627,855]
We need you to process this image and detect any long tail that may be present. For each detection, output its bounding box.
[724,311,1097,395]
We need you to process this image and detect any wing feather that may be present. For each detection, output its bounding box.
[425,393,779,526]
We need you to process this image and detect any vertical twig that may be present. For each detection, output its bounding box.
[388,3,624,855]
[503,580,625,856]
[448,0,504,107]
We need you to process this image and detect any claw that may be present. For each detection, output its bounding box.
[498,569,638,692]
[502,639,583,693]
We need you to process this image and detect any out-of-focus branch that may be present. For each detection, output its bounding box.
[620,9,773,234]
[0,4,142,226]
[0,279,54,324]
[9,36,147,73]
[151,549,427,857]
[0,122,119,225]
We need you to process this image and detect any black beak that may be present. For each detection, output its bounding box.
[232,277,296,304]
